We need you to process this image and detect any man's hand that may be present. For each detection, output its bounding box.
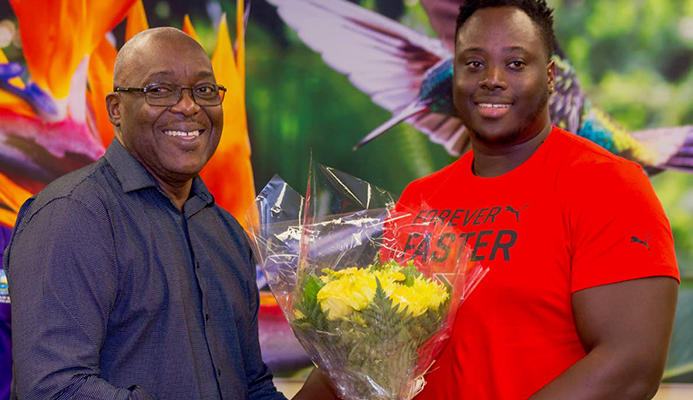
[292,368,339,400]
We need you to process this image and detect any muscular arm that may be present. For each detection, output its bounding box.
[528,276,678,400]
[5,198,154,400]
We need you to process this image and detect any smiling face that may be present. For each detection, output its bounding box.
[453,6,555,148]
[107,29,223,187]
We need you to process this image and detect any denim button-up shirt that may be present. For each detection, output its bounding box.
[4,139,286,400]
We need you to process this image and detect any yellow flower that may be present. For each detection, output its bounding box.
[320,266,359,284]
[372,271,402,297]
[315,264,449,321]
[373,269,405,283]
[293,308,306,319]
[318,292,353,320]
[317,269,376,320]
[412,275,449,312]
[323,267,359,277]
[390,285,427,317]
[390,276,449,317]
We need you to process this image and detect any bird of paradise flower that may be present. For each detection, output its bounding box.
[0,0,312,376]
[0,0,256,231]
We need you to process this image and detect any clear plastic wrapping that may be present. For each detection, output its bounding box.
[247,165,487,400]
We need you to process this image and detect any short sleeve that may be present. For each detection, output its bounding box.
[569,161,679,292]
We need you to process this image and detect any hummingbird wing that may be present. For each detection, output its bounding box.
[574,105,693,174]
[267,0,473,154]
[267,0,448,111]
[550,44,586,135]
[630,126,693,172]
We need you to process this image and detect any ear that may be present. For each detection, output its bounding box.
[106,92,122,127]
[547,60,556,94]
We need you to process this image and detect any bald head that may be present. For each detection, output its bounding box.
[105,26,223,198]
[113,27,209,88]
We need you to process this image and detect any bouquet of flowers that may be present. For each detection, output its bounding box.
[247,164,487,400]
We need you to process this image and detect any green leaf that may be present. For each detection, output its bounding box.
[303,274,325,305]
[293,273,329,332]
[394,261,421,287]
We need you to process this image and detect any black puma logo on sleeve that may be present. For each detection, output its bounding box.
[630,235,650,251]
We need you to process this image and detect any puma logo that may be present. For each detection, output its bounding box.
[505,205,528,222]
[631,235,650,251]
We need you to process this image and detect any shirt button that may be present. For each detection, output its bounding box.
[217,368,221,377]
[205,313,210,321]
[195,262,200,269]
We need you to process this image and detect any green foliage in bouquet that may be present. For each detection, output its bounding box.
[290,260,451,399]
[293,274,329,332]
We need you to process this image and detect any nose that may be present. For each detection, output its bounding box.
[479,65,507,91]
[169,88,201,116]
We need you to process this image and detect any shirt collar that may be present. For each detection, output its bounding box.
[104,139,214,206]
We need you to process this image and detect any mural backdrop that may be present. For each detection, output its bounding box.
[0,0,691,395]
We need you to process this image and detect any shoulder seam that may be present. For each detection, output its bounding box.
[22,162,111,226]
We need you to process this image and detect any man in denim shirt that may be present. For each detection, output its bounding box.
[4,27,286,400]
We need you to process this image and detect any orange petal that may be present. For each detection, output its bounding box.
[211,15,242,94]
[87,36,117,148]
[8,0,136,100]
[200,12,255,229]
[125,0,149,42]
[182,15,200,42]
[0,171,32,228]
[236,0,245,95]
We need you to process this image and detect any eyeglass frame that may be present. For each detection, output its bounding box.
[113,83,227,107]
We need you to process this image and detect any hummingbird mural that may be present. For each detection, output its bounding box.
[266,0,693,174]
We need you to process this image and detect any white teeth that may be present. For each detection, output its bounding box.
[478,103,510,108]
[163,130,201,137]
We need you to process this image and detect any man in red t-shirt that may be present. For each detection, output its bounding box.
[396,124,680,400]
[296,1,679,399]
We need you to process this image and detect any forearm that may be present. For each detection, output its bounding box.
[528,346,663,400]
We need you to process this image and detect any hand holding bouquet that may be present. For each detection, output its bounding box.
[247,165,487,400]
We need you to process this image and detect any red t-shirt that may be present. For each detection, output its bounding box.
[396,126,680,400]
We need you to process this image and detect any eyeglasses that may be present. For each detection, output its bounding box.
[114,83,227,107]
